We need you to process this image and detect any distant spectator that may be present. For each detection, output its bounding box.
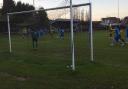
[22,27,27,38]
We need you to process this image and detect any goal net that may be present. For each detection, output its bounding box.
[7,3,93,70]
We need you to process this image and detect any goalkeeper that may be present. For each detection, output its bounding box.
[31,28,39,49]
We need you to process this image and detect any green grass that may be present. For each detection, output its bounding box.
[0,31,128,89]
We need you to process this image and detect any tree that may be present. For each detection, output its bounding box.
[36,8,49,29]
[15,1,35,12]
[1,0,49,32]
[73,8,80,20]
[13,1,35,23]
[2,0,15,14]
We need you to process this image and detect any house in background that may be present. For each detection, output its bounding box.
[51,19,104,31]
[50,19,82,32]
[101,17,120,27]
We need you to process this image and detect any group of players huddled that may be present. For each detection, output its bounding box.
[108,24,128,47]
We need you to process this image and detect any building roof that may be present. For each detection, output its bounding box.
[102,17,120,20]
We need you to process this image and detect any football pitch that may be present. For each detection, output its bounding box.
[0,31,128,89]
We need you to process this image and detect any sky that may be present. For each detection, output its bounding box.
[0,0,128,21]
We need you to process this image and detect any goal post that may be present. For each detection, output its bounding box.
[7,2,94,70]
[7,15,12,53]
[89,3,94,62]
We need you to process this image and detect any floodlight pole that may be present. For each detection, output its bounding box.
[7,14,12,53]
[118,0,119,18]
[89,3,94,62]
[70,0,75,70]
[33,0,35,7]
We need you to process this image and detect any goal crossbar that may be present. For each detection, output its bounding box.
[7,3,90,15]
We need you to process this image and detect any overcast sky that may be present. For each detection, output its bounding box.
[0,0,128,20]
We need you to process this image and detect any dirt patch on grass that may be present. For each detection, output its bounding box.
[0,72,28,81]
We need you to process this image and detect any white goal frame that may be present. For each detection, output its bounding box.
[7,2,94,71]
